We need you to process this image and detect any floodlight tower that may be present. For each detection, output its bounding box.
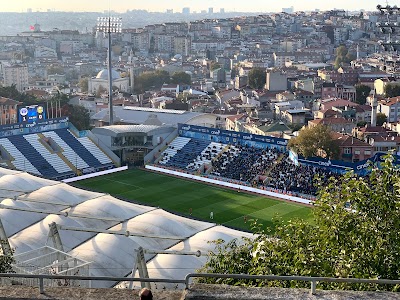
[97,17,122,125]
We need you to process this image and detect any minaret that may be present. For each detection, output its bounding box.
[128,48,135,93]
[371,89,378,127]
[130,66,135,93]
[356,44,360,61]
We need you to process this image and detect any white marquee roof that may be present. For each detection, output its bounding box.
[0,168,254,288]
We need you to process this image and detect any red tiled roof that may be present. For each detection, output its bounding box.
[380,97,400,106]
[309,117,353,125]
[357,126,388,133]
[0,97,21,105]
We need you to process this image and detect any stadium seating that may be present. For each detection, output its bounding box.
[24,134,72,174]
[7,134,66,178]
[0,138,39,174]
[186,142,225,171]
[78,136,113,165]
[54,129,106,168]
[0,127,114,180]
[211,145,279,183]
[264,155,341,196]
[158,137,191,165]
[163,138,210,170]
[157,135,341,196]
[42,131,89,170]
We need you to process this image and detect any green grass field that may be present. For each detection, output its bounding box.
[75,169,313,231]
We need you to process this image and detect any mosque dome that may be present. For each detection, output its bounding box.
[96,69,121,80]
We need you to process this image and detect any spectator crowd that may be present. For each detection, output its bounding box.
[158,141,344,197]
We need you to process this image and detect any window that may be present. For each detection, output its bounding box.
[354,150,360,155]
[344,148,351,154]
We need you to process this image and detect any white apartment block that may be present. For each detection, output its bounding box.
[3,64,28,92]
[379,97,400,123]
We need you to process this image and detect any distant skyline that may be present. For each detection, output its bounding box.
[0,0,385,13]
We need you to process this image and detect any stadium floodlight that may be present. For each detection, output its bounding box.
[96,16,122,125]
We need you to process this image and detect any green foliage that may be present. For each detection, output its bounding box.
[384,84,400,98]
[376,113,387,126]
[288,125,340,159]
[231,67,238,79]
[334,45,355,69]
[248,68,266,90]
[0,240,14,273]
[78,78,89,93]
[210,62,221,71]
[96,85,107,97]
[355,85,371,105]
[357,121,367,127]
[199,155,400,291]
[171,71,191,85]
[61,104,90,130]
[46,65,64,75]
[0,85,38,105]
[134,70,171,93]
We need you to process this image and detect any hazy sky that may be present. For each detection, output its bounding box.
[0,0,384,13]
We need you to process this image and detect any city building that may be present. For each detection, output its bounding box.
[266,69,288,92]
[0,97,21,125]
[378,97,400,123]
[88,69,130,95]
[2,64,29,92]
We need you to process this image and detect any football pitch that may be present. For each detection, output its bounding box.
[75,169,313,231]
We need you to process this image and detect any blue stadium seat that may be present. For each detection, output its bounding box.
[8,135,61,178]
[54,129,103,168]
[165,138,210,169]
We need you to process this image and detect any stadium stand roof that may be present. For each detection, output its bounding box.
[0,169,253,289]
[92,125,165,136]
[91,106,208,126]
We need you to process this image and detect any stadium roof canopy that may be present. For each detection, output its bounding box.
[91,125,175,137]
[0,169,253,289]
[91,106,210,127]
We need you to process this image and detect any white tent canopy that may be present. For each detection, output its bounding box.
[0,168,254,288]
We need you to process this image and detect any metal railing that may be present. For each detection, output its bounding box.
[0,272,399,295]
[0,273,185,294]
[184,273,400,294]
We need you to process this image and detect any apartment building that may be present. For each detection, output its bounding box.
[0,97,21,125]
[3,64,28,92]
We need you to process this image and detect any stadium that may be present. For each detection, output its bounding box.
[0,103,395,290]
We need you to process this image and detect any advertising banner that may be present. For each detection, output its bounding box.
[0,117,69,137]
[178,123,288,151]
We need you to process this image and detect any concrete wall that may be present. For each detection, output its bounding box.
[1,284,398,300]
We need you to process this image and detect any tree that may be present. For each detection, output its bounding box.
[210,62,221,71]
[149,36,155,53]
[231,67,238,79]
[0,85,38,105]
[288,125,340,159]
[199,155,400,292]
[134,70,171,93]
[248,68,266,90]
[96,85,107,98]
[46,65,64,75]
[0,241,14,273]
[384,84,400,98]
[377,113,387,126]
[61,104,90,131]
[334,45,355,69]
[355,85,371,105]
[171,71,191,85]
[78,78,89,93]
